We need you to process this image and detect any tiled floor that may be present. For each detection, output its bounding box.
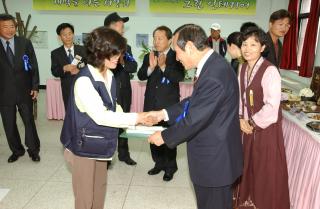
[0,90,197,209]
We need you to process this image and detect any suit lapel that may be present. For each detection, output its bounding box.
[193,52,215,90]
[14,37,22,70]
[59,45,69,63]
[0,39,14,68]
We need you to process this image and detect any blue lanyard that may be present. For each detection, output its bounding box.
[161,77,170,84]
[175,100,190,123]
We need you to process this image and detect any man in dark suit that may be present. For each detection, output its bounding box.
[263,9,291,68]
[0,14,40,163]
[148,24,243,209]
[138,26,185,181]
[51,23,86,110]
[104,12,137,166]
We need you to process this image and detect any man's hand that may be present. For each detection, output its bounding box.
[70,67,80,75]
[240,119,253,134]
[145,110,165,124]
[148,131,164,146]
[30,90,38,100]
[149,51,158,70]
[63,64,77,73]
[157,53,166,70]
[136,112,159,126]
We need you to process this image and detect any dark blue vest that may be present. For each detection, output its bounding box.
[60,66,119,158]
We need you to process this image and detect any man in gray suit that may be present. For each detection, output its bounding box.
[0,14,40,163]
[148,24,243,209]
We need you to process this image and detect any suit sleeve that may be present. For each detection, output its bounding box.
[27,40,39,91]
[165,97,190,126]
[163,56,185,83]
[137,53,150,81]
[162,78,225,148]
[51,50,66,78]
[123,46,137,74]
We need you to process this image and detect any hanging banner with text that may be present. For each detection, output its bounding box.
[33,0,136,12]
[149,0,256,15]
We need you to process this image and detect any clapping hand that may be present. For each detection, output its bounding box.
[149,51,158,70]
[148,131,164,146]
[157,53,166,70]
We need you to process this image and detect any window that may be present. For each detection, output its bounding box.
[297,0,320,66]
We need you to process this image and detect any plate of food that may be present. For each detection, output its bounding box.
[306,121,320,132]
[306,113,320,120]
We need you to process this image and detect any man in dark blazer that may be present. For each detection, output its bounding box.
[138,26,185,181]
[104,12,137,166]
[262,9,291,68]
[0,14,40,163]
[148,24,243,209]
[51,23,86,110]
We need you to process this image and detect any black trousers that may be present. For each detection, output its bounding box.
[150,143,177,172]
[193,184,232,209]
[0,102,40,155]
[117,128,131,160]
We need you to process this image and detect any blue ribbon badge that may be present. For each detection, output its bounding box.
[161,77,170,85]
[22,55,32,71]
[124,52,136,62]
[175,100,190,123]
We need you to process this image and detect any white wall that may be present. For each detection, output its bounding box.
[1,0,290,84]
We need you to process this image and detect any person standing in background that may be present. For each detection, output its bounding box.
[51,23,87,110]
[263,9,292,68]
[226,31,245,75]
[104,12,137,166]
[0,14,40,163]
[207,23,227,57]
[138,25,185,181]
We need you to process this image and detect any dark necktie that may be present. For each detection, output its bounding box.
[6,41,14,67]
[68,49,73,64]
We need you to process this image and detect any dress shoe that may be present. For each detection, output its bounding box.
[120,157,137,166]
[147,167,162,175]
[30,153,40,162]
[8,153,24,163]
[163,171,175,181]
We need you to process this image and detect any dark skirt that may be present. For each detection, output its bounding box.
[234,120,290,209]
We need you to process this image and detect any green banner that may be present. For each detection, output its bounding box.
[150,0,256,15]
[33,0,136,12]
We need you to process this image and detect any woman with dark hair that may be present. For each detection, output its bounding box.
[60,27,152,209]
[226,31,245,74]
[235,27,290,209]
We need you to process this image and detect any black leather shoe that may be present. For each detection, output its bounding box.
[120,157,137,166]
[8,153,24,163]
[30,153,40,162]
[147,167,162,175]
[163,171,174,181]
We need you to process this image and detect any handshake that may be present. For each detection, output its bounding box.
[136,110,165,126]
[135,110,167,146]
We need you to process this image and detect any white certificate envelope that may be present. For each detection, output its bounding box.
[126,125,165,136]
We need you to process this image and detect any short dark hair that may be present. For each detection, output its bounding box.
[227,32,243,48]
[175,24,208,51]
[242,27,268,47]
[153,26,172,40]
[0,13,15,22]
[84,27,126,70]
[56,23,74,35]
[240,22,258,33]
[269,9,292,23]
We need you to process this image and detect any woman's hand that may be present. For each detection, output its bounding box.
[240,119,253,134]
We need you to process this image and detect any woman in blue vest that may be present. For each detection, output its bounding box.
[60,27,152,209]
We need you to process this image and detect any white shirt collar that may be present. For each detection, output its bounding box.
[64,45,74,54]
[196,49,213,77]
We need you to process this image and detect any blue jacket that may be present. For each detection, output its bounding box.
[60,66,118,158]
